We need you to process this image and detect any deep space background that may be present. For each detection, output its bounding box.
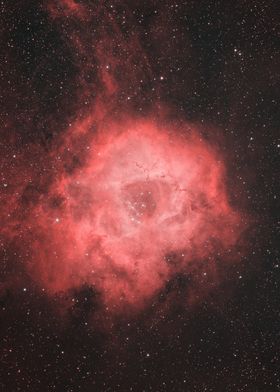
[0,1,279,391]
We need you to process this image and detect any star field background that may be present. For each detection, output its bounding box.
[0,1,279,391]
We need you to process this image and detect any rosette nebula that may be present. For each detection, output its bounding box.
[0,0,245,314]
[2,0,278,390]
[27,116,241,311]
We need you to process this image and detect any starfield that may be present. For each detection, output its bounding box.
[0,1,279,391]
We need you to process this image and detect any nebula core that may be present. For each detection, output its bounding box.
[24,115,241,312]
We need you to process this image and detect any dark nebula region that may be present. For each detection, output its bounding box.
[0,1,279,391]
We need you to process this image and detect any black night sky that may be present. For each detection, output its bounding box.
[0,1,279,391]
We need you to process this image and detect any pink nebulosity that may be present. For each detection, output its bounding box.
[28,115,241,311]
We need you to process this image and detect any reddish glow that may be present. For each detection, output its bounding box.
[48,0,87,19]
[28,116,241,311]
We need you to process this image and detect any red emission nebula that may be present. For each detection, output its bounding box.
[28,116,242,312]
[1,1,246,316]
